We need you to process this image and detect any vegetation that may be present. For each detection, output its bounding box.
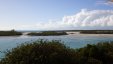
[76,42,113,64]
[1,40,113,64]
[0,30,22,36]
[80,30,113,34]
[27,31,67,36]
[0,40,77,64]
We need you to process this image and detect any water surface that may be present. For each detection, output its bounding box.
[0,34,113,50]
[0,34,113,58]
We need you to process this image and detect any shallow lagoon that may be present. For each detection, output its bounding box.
[0,34,113,50]
[0,34,113,58]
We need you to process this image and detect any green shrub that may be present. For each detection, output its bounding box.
[76,42,113,64]
[0,40,77,64]
[1,40,113,64]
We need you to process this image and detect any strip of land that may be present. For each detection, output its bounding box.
[1,30,113,36]
[0,30,22,36]
[27,31,67,36]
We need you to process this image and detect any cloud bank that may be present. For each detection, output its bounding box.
[28,9,113,30]
[62,9,113,27]
[7,9,113,30]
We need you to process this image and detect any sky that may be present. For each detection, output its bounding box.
[0,0,113,30]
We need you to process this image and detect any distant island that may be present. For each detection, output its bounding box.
[27,31,67,36]
[79,30,113,34]
[0,30,113,36]
[0,30,22,36]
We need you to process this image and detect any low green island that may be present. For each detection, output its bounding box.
[0,30,22,36]
[79,30,113,34]
[27,31,67,36]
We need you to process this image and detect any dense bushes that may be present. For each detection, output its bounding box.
[1,40,113,64]
[27,31,67,36]
[0,30,22,36]
[76,43,113,64]
[0,40,77,64]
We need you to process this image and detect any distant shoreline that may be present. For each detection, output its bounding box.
[27,31,67,36]
[0,30,22,36]
[1,30,113,36]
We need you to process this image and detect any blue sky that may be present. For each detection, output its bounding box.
[0,0,113,30]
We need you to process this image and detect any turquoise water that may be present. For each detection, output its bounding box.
[0,34,113,58]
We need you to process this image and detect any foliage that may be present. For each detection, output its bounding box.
[27,31,67,36]
[1,40,113,64]
[0,40,77,64]
[76,42,113,64]
[0,30,22,36]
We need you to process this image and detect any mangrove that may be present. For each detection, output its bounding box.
[0,30,22,36]
[27,31,67,36]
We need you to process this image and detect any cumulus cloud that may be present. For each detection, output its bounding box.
[4,9,113,30]
[62,9,113,27]
[30,9,113,30]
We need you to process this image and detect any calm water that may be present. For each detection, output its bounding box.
[0,34,113,58]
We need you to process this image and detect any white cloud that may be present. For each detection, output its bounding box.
[66,9,113,27]
[1,9,113,30]
[32,9,113,30]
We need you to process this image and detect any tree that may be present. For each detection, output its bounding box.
[0,40,77,64]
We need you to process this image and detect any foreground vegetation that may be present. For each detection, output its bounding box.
[27,31,67,36]
[0,30,22,36]
[0,40,77,64]
[0,40,113,64]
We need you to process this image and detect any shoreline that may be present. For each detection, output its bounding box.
[0,33,113,37]
[67,34,113,37]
